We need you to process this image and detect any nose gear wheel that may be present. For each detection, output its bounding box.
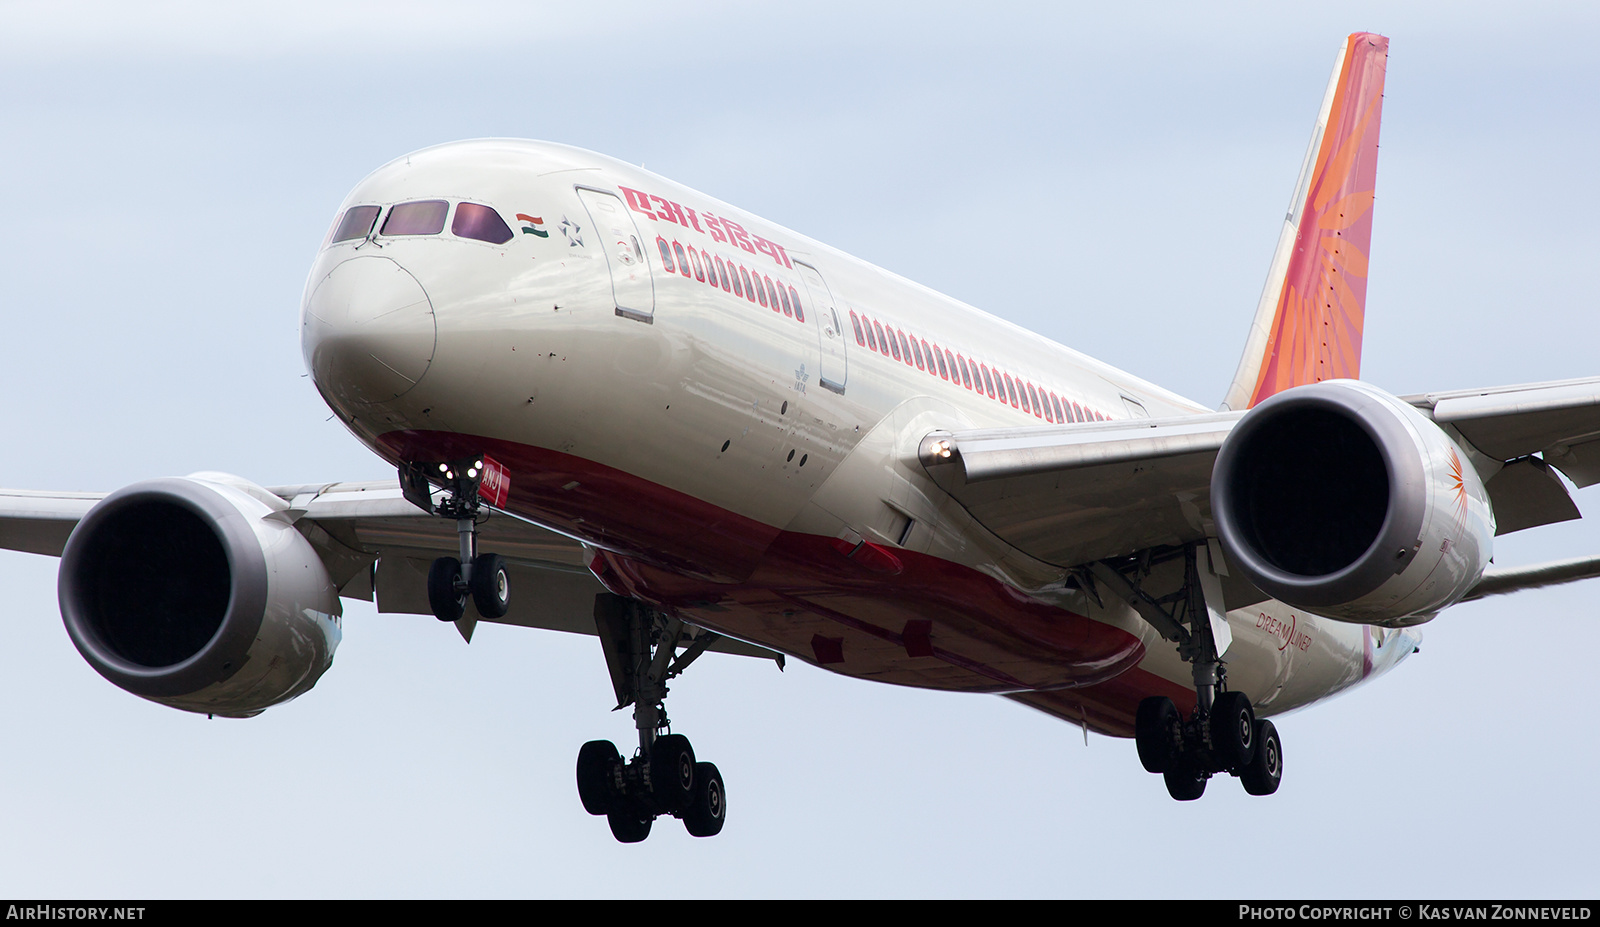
[399,457,512,624]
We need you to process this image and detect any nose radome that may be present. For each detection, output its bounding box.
[303,256,436,406]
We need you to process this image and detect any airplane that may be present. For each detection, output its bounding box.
[4,31,1599,844]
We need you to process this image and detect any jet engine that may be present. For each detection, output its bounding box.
[1211,380,1494,626]
[58,474,342,717]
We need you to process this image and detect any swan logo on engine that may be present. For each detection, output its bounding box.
[1258,612,1313,652]
[1447,448,1470,529]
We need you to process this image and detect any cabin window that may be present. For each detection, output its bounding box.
[772,278,790,316]
[921,340,937,376]
[887,327,902,360]
[332,205,381,243]
[729,261,744,296]
[672,242,690,277]
[934,346,949,379]
[864,317,880,351]
[1004,375,1019,407]
[789,286,804,322]
[735,267,752,302]
[452,202,514,244]
[657,237,675,272]
[956,355,973,389]
[910,337,925,370]
[1051,392,1066,423]
[849,311,866,345]
[1026,383,1043,417]
[382,200,449,236]
[714,256,730,291]
[980,365,995,398]
[689,249,705,282]
[896,330,913,365]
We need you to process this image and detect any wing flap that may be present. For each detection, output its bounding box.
[921,415,1239,566]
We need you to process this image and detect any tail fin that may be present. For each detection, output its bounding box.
[1221,33,1389,411]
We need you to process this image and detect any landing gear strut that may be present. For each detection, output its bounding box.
[575,594,728,842]
[400,458,511,623]
[1094,542,1282,799]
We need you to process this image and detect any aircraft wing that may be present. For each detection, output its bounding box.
[918,412,1240,567]
[919,375,1600,570]
[0,480,779,660]
[1402,376,1600,485]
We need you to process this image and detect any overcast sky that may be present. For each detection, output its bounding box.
[0,1,1596,899]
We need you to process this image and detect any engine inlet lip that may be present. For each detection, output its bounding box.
[1212,383,1427,609]
[59,478,270,698]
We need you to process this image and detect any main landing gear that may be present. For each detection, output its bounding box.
[399,458,511,624]
[576,594,728,842]
[1092,543,1283,800]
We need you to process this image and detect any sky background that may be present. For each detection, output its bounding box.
[0,0,1596,899]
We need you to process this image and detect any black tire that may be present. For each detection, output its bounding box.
[1210,690,1256,770]
[471,553,511,619]
[650,734,696,813]
[1163,767,1207,801]
[427,557,466,622]
[576,740,620,815]
[1240,719,1283,796]
[1135,696,1180,773]
[683,762,726,837]
[607,807,653,843]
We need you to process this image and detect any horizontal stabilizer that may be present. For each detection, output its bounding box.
[1463,555,1600,601]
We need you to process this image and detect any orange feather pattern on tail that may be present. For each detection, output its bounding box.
[1248,34,1388,407]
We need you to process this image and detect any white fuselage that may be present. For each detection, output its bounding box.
[301,139,1418,735]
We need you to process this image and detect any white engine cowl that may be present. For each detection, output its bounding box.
[58,474,342,717]
[1211,380,1495,626]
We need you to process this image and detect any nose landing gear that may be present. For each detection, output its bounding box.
[399,458,512,623]
[575,594,728,841]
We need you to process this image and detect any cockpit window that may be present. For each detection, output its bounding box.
[331,205,381,243]
[381,200,449,236]
[452,202,514,244]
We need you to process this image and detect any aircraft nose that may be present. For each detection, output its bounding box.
[302,256,436,405]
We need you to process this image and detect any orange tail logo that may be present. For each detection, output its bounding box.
[1249,34,1388,407]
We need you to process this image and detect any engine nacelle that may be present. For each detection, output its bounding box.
[1212,380,1494,626]
[59,474,342,717]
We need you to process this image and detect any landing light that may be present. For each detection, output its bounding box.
[931,439,953,459]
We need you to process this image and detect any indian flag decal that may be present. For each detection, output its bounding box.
[516,214,549,238]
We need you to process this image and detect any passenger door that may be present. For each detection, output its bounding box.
[796,261,847,394]
[577,187,654,323]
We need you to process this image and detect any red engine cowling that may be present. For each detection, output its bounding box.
[58,474,341,717]
[1211,380,1494,626]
